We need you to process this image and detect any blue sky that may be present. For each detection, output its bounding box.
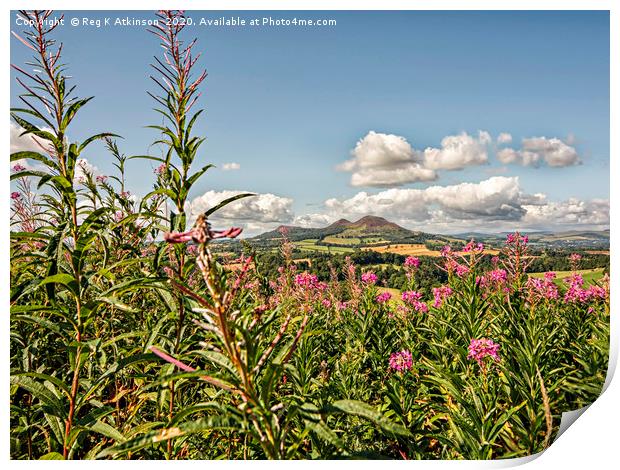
[10,10,610,234]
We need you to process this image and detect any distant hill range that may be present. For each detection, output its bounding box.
[252,215,451,246]
[250,216,609,250]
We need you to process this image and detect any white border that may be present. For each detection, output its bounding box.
[2,1,616,468]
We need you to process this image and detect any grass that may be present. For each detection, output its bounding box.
[295,239,354,253]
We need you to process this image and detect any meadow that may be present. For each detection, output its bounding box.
[9,10,610,460]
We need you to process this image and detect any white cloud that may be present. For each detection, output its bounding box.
[337,131,436,187]
[497,136,580,168]
[189,190,294,235]
[74,158,101,184]
[297,176,608,233]
[293,213,334,228]
[521,198,609,228]
[10,122,50,155]
[497,132,512,144]
[10,122,54,170]
[338,130,492,188]
[222,162,241,171]
[423,131,491,170]
[423,176,523,220]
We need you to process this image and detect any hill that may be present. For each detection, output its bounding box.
[251,215,448,247]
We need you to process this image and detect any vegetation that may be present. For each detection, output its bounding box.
[10,10,610,460]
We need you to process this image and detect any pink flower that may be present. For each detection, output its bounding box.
[455,264,469,277]
[361,271,378,284]
[376,291,392,304]
[294,272,319,289]
[389,350,413,372]
[11,192,21,200]
[12,164,25,172]
[432,285,453,308]
[401,290,422,303]
[154,164,166,175]
[120,190,131,199]
[467,338,500,366]
[96,175,108,183]
[321,298,332,308]
[441,245,452,257]
[569,253,582,263]
[404,256,420,268]
[526,276,558,303]
[164,225,242,244]
[544,271,556,281]
[462,240,484,253]
[488,269,507,284]
[506,232,528,246]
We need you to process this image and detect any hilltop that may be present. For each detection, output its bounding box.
[251,215,448,246]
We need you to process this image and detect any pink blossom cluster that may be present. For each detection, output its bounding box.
[96,175,108,183]
[389,349,413,372]
[401,290,428,313]
[467,338,501,366]
[11,192,21,200]
[432,285,453,308]
[154,163,166,175]
[361,271,378,284]
[376,291,392,304]
[455,264,469,278]
[404,256,420,268]
[488,269,508,284]
[462,240,484,253]
[564,274,608,304]
[526,275,559,303]
[506,233,528,245]
[294,272,319,289]
[12,164,26,172]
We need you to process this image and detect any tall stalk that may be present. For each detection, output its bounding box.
[11,10,117,459]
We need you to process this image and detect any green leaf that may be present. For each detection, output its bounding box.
[331,400,412,437]
[39,452,64,460]
[204,193,255,217]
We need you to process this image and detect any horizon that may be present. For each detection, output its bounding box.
[9,10,610,236]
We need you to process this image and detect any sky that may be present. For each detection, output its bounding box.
[10,10,610,235]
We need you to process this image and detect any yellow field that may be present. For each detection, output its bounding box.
[364,244,499,257]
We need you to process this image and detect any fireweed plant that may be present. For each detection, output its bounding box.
[10,9,610,460]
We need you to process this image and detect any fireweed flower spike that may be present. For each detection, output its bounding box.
[164,214,242,244]
[361,271,378,284]
[467,338,501,367]
[389,350,413,372]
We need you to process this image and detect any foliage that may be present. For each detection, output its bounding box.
[10,10,610,461]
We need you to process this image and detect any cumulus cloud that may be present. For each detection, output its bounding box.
[189,190,294,234]
[10,122,49,155]
[521,198,609,228]
[222,162,241,171]
[74,158,101,184]
[10,122,54,170]
[497,132,512,144]
[338,130,492,188]
[497,136,580,168]
[423,131,491,170]
[298,176,608,233]
[337,131,436,187]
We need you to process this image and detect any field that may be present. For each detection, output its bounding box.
[295,238,355,253]
[365,243,500,257]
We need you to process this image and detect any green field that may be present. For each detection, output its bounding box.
[529,268,606,286]
[295,239,355,253]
